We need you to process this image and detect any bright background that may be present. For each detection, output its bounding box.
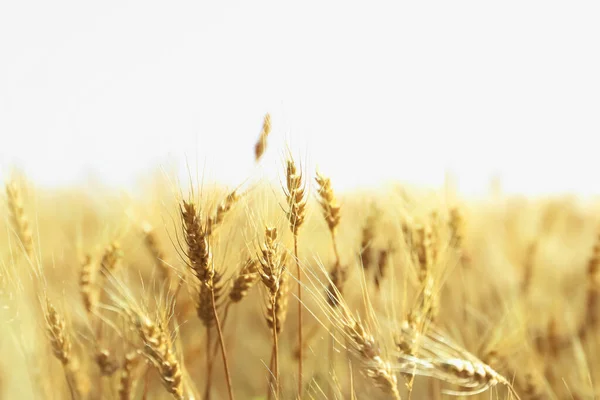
[1,1,599,196]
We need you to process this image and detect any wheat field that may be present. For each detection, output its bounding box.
[1,119,599,400]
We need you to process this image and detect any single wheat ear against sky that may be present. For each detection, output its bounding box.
[0,1,599,195]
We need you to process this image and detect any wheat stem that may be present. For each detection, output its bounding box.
[211,285,235,400]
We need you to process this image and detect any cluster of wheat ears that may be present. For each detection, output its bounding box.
[1,115,599,400]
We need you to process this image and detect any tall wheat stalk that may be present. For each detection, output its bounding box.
[258,227,288,400]
[181,200,234,400]
[315,171,346,397]
[283,157,307,397]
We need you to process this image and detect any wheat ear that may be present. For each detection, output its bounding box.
[44,299,82,400]
[5,179,34,260]
[129,313,184,399]
[206,189,239,236]
[254,113,271,162]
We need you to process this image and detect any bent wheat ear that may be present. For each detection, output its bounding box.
[230,258,259,303]
[129,313,184,400]
[206,189,239,236]
[394,322,517,398]
[339,309,401,400]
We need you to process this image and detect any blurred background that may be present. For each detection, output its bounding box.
[0,1,599,196]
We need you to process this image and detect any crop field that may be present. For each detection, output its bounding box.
[0,115,598,400]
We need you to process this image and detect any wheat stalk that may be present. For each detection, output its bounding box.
[284,156,307,397]
[180,199,234,400]
[315,170,345,398]
[257,227,287,400]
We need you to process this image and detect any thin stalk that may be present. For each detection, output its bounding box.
[328,226,340,400]
[328,327,335,400]
[204,327,212,400]
[272,301,280,400]
[267,343,276,400]
[64,368,77,400]
[210,302,232,361]
[349,359,355,400]
[330,230,340,266]
[98,376,104,400]
[294,235,303,397]
[142,367,149,400]
[211,286,235,400]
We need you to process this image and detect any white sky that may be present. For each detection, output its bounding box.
[0,1,599,196]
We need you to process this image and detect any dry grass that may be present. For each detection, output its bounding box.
[3,130,600,400]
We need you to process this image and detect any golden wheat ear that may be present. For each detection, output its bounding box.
[5,178,34,260]
[44,298,84,400]
[79,254,96,315]
[315,170,346,306]
[127,310,184,400]
[393,322,519,398]
[295,253,401,400]
[255,113,271,162]
[229,258,259,303]
[339,309,401,400]
[206,189,240,236]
